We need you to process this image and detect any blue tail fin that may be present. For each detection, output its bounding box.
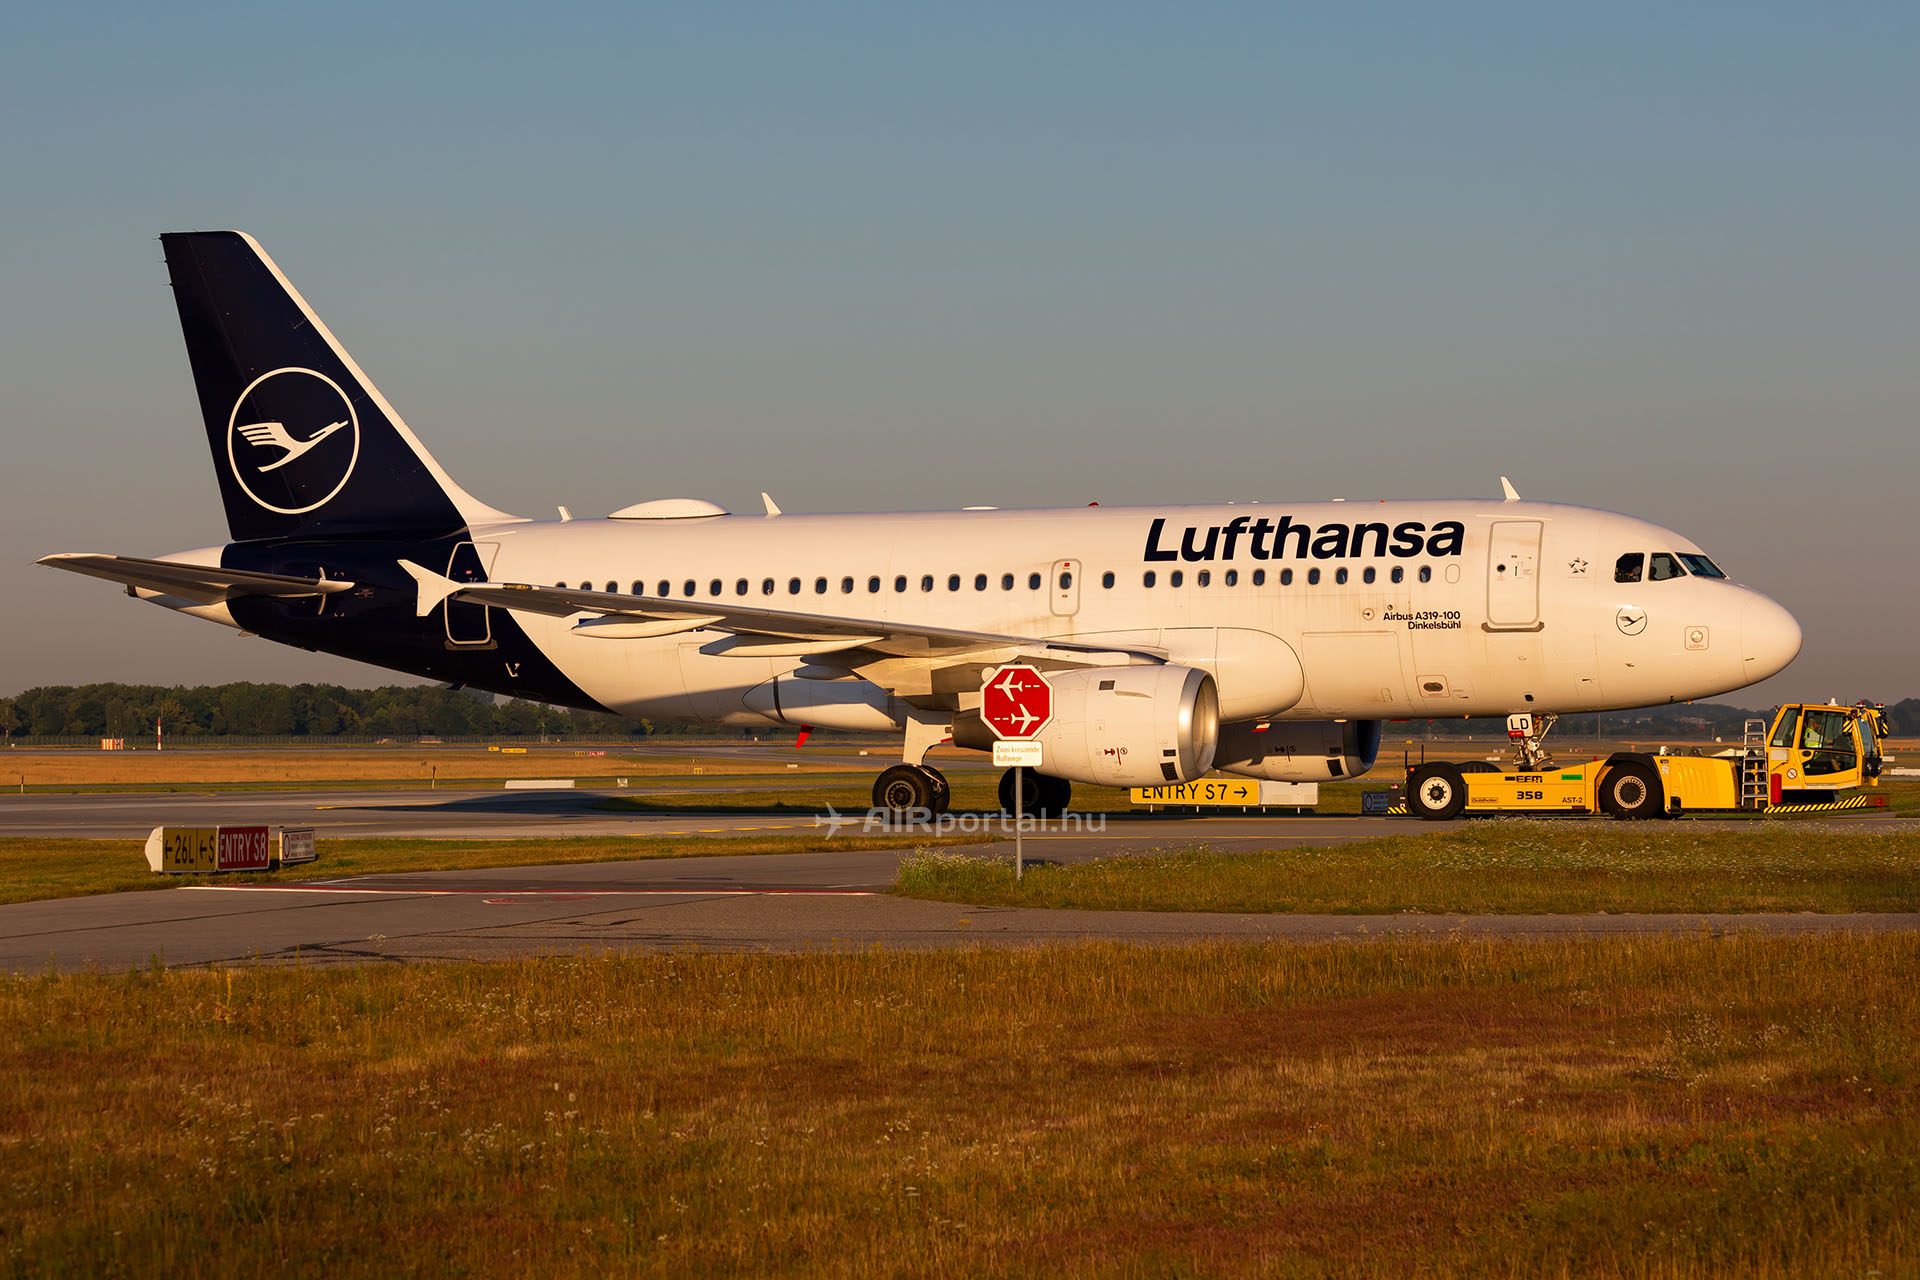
[161,231,516,542]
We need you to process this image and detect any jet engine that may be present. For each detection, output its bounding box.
[954,663,1219,788]
[1214,718,1382,782]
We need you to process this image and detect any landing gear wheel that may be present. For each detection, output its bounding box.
[999,768,1071,818]
[1599,761,1665,820]
[998,767,1039,816]
[873,764,937,816]
[1407,763,1468,820]
[1037,773,1071,817]
[921,765,951,815]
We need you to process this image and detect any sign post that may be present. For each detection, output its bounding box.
[982,665,1054,882]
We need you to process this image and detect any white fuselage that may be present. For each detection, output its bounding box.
[449,498,1799,728]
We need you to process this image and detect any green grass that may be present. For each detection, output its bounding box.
[1,935,1915,1277]
[897,821,1920,914]
[0,833,982,906]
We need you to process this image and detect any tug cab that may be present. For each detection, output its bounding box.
[1402,702,1891,820]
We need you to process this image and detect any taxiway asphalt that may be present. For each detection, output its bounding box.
[6,787,1915,973]
[6,845,1916,974]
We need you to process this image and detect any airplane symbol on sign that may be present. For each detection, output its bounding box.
[986,666,1051,737]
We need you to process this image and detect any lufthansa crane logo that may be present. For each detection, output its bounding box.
[226,367,360,515]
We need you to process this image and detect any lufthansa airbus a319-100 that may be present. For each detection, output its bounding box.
[40,232,1803,814]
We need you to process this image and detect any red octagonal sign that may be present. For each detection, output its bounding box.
[981,665,1054,739]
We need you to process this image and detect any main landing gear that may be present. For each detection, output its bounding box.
[872,764,950,815]
[867,763,1072,818]
[999,769,1071,818]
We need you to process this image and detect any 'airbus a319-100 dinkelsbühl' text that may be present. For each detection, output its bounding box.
[1142,515,1467,563]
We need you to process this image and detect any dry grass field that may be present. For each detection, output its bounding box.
[0,832,987,906]
[1,935,1913,1277]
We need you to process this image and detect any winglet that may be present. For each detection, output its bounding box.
[761,492,782,516]
[1500,476,1521,502]
[397,559,462,618]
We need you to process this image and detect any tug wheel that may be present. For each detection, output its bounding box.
[1407,763,1468,820]
[1599,761,1665,820]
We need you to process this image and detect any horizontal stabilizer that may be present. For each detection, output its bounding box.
[38,553,355,604]
[396,559,464,618]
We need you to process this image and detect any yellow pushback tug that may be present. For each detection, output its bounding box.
[1400,702,1892,820]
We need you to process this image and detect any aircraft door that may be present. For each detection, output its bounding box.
[1485,521,1543,630]
[1050,559,1081,618]
[445,542,499,648]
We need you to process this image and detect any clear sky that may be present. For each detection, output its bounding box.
[2,2,1914,707]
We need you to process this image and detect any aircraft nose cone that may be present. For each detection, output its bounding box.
[1740,592,1802,682]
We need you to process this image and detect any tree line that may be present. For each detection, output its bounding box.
[0,683,697,741]
[2,682,1913,743]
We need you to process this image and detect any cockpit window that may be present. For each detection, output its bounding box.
[1678,553,1726,579]
[1614,553,1644,583]
[1648,552,1687,581]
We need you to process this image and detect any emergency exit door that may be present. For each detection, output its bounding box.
[1485,521,1542,630]
[445,542,498,647]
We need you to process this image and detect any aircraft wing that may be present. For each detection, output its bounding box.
[39,553,356,603]
[398,560,1158,668]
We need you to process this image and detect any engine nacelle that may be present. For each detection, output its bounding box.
[954,664,1219,788]
[1214,718,1382,782]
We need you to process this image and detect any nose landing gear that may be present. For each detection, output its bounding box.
[1507,712,1559,771]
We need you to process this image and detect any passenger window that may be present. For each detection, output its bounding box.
[1362,566,1375,584]
[1390,567,1403,584]
[761,578,774,595]
[841,577,854,594]
[1280,568,1292,586]
[974,573,988,591]
[1196,570,1210,587]
[1252,569,1265,586]
[1143,571,1156,588]
[893,575,907,592]
[1001,573,1014,590]
[1307,568,1321,585]
[1170,570,1184,588]
[1335,567,1348,585]
[868,576,881,593]
[1101,571,1115,589]
[921,575,933,592]
[788,578,801,594]
[683,580,696,597]
[631,581,644,595]
[605,581,617,594]
[710,579,723,596]
[813,577,827,594]
[1028,572,1042,590]
[657,580,670,597]
[1418,566,1431,583]
[735,579,749,596]
[948,574,961,591]
[1060,571,1073,589]
[1614,553,1644,583]
[1649,553,1686,581]
[1224,569,1238,587]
